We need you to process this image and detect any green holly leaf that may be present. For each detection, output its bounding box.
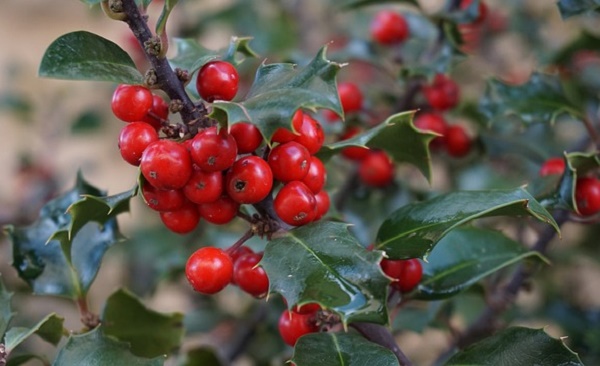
[414,227,548,300]
[39,31,143,84]
[178,347,224,366]
[557,0,600,19]
[101,289,184,358]
[54,328,165,366]
[319,111,435,182]
[6,354,46,366]
[0,274,14,338]
[4,314,64,353]
[5,172,122,299]
[292,332,399,366]
[261,221,390,327]
[211,47,343,141]
[446,327,583,365]
[375,188,559,260]
[479,72,581,127]
[338,0,419,9]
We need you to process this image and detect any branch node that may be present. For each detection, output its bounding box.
[144,36,162,56]
[144,68,158,87]
[175,68,191,85]
[101,0,127,21]
[169,99,184,113]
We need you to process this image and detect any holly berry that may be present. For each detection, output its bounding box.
[278,309,320,347]
[370,10,410,45]
[539,157,565,177]
[445,125,472,158]
[340,127,370,161]
[185,247,233,294]
[575,176,600,216]
[230,122,263,154]
[272,127,298,144]
[302,157,326,194]
[111,84,153,122]
[314,190,330,221]
[293,111,325,155]
[229,246,254,265]
[268,141,311,182]
[422,74,460,111]
[358,151,394,187]
[118,122,159,166]
[460,0,488,25]
[142,94,169,130]
[337,82,363,114]
[293,303,321,315]
[141,182,186,212]
[182,170,223,204]
[190,127,238,172]
[233,252,269,298]
[274,181,317,226]
[414,113,447,148]
[159,202,201,234]
[141,140,193,190]
[196,61,239,102]
[380,258,423,292]
[197,195,240,225]
[225,156,273,204]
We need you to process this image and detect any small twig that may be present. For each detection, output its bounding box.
[225,229,254,255]
[76,295,100,330]
[583,107,600,150]
[351,322,413,366]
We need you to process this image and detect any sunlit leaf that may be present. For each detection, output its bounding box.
[4,314,64,352]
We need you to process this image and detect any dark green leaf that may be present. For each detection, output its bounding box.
[557,0,600,19]
[0,274,14,338]
[54,328,165,366]
[338,0,419,9]
[375,188,559,260]
[101,289,184,358]
[415,227,547,300]
[292,332,399,366]
[479,72,581,126]
[4,313,64,352]
[179,347,224,366]
[319,111,435,182]
[262,222,389,327]
[211,47,343,140]
[5,172,121,298]
[446,326,583,365]
[39,31,143,84]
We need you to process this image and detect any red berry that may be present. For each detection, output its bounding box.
[539,157,565,177]
[198,195,240,225]
[230,122,263,154]
[233,252,269,298]
[141,140,193,190]
[460,0,488,25]
[302,157,326,194]
[358,151,394,187]
[445,125,472,158]
[414,113,447,148]
[196,61,239,102]
[422,74,460,111]
[190,127,238,172]
[274,181,317,226]
[141,182,186,212]
[340,127,370,161]
[380,258,423,292]
[160,202,201,234]
[185,247,233,294]
[370,10,410,45]
[183,170,223,204]
[229,246,254,264]
[293,112,325,155]
[225,156,273,204]
[575,176,600,216]
[314,190,330,221]
[111,84,153,122]
[268,141,311,182]
[118,122,159,166]
[338,82,363,114]
[278,310,319,347]
[293,303,321,315]
[142,95,169,130]
[272,127,298,144]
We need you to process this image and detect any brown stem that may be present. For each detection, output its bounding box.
[351,322,413,366]
[582,112,600,150]
[226,229,254,255]
[120,0,211,131]
[77,296,100,330]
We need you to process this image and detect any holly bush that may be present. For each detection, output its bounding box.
[1,0,600,365]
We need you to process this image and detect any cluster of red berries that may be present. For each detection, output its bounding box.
[539,157,600,216]
[457,0,489,53]
[414,112,472,158]
[380,258,423,293]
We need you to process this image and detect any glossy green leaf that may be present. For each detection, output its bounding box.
[292,332,399,366]
[54,328,165,366]
[261,221,390,327]
[319,111,435,182]
[39,31,143,84]
[375,188,559,260]
[101,288,184,358]
[5,172,121,298]
[414,227,547,300]
[4,314,64,352]
[156,0,179,38]
[557,0,600,19]
[446,326,583,365]
[211,47,343,141]
[479,72,581,126]
[338,0,419,9]
[0,274,14,338]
